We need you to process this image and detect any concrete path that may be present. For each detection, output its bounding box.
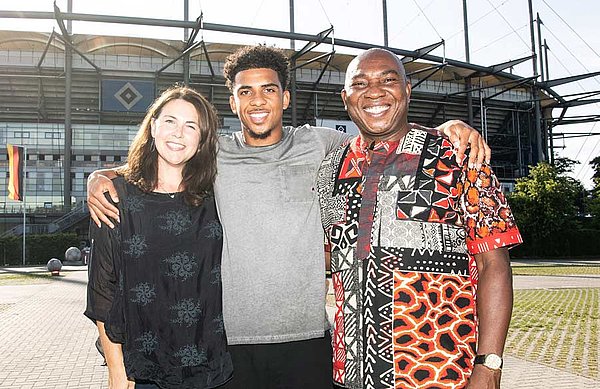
[0,265,598,388]
[514,274,600,289]
[0,268,108,389]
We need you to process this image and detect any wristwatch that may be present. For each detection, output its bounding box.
[474,353,503,370]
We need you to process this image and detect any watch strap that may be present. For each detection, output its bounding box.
[474,354,503,369]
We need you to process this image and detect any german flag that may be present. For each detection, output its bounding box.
[7,144,24,201]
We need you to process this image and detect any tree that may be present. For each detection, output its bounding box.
[508,161,585,256]
[588,155,600,228]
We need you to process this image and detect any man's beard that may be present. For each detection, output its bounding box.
[245,127,272,140]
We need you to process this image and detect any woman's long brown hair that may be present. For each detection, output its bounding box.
[120,85,219,207]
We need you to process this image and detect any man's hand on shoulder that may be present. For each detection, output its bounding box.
[87,169,120,228]
[436,120,491,168]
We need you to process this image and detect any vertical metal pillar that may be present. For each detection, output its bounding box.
[63,0,73,210]
[543,39,550,80]
[536,14,544,81]
[536,13,551,162]
[383,0,389,47]
[289,0,297,126]
[528,0,545,162]
[479,80,487,140]
[515,111,523,176]
[462,0,473,125]
[22,146,27,265]
[543,41,552,164]
[183,0,190,85]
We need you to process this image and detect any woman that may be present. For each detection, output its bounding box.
[85,86,233,389]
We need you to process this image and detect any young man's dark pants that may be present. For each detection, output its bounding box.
[220,332,333,389]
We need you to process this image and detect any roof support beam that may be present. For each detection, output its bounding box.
[426,103,445,127]
[552,132,600,139]
[199,40,215,77]
[53,33,102,73]
[36,30,57,68]
[446,75,537,97]
[483,77,534,101]
[469,56,533,78]
[291,26,334,61]
[291,51,334,71]
[53,4,71,44]
[156,40,202,74]
[0,10,540,83]
[539,71,600,88]
[553,98,600,109]
[185,14,203,49]
[410,65,446,89]
[551,114,600,126]
[407,63,447,78]
[301,51,336,121]
[401,40,444,64]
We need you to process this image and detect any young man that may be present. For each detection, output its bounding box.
[317,48,520,389]
[87,45,490,388]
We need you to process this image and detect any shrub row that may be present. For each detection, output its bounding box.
[0,233,80,266]
[511,228,600,258]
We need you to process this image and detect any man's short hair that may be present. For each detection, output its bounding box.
[223,45,290,91]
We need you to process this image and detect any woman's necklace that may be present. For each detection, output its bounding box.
[157,180,182,198]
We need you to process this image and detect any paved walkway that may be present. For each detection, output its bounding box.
[0,264,598,388]
[0,267,107,389]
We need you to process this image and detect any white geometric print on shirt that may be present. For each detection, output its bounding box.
[130,282,156,305]
[203,220,223,239]
[170,298,202,327]
[134,331,159,354]
[124,234,147,258]
[159,209,192,235]
[174,344,207,367]
[163,251,198,281]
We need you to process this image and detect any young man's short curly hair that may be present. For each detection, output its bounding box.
[223,45,290,91]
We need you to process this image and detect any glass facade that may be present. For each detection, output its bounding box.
[1,122,137,212]
[1,121,240,212]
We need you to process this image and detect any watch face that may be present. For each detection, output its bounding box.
[485,354,503,370]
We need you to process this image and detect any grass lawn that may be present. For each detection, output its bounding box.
[512,265,600,276]
[506,264,599,379]
[0,272,59,285]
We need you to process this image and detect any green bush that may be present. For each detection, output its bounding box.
[507,161,600,258]
[0,233,80,266]
[511,228,600,258]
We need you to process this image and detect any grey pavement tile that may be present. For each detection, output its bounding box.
[1,266,598,389]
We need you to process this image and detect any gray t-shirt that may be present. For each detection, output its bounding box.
[215,124,349,345]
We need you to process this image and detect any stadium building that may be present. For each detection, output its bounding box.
[0,6,594,237]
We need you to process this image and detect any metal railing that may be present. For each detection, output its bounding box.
[0,202,89,237]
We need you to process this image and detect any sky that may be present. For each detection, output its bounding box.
[1,0,599,188]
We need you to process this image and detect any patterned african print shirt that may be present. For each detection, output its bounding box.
[317,126,522,389]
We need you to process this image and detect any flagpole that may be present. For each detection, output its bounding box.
[22,146,26,266]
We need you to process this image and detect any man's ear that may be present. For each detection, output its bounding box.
[229,95,237,115]
[406,82,412,104]
[341,89,348,110]
[282,90,290,110]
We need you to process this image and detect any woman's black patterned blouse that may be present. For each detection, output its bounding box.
[85,177,232,388]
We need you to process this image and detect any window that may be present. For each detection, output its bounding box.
[14,131,30,138]
[45,132,62,139]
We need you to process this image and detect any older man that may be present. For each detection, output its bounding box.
[317,48,521,389]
